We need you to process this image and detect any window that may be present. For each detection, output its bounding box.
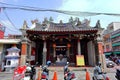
[7,61,11,65]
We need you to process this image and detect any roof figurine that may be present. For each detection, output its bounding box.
[95,20,101,28]
[81,18,90,26]
[59,20,63,24]
[43,17,49,24]
[22,20,28,29]
[49,16,54,22]
[31,19,39,24]
[69,17,74,23]
[75,18,81,26]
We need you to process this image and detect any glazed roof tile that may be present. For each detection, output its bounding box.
[27,22,98,32]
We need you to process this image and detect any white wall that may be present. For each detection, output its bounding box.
[113,22,120,31]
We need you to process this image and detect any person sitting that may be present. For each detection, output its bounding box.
[56,55,60,62]
[93,62,102,76]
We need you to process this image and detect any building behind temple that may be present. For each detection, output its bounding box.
[103,22,120,57]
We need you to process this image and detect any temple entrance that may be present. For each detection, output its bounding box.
[35,41,43,65]
[56,46,67,63]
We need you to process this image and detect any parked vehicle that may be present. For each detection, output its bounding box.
[23,63,32,80]
[115,58,120,66]
[23,62,38,80]
[30,64,38,80]
[64,62,76,80]
[41,61,51,80]
[93,62,109,80]
[106,58,115,68]
[115,69,120,80]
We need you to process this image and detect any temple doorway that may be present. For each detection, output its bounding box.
[56,46,67,63]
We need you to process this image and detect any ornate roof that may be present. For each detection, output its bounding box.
[27,23,97,32]
[24,18,101,34]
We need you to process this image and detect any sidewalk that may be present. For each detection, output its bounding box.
[0,71,13,80]
[0,66,117,80]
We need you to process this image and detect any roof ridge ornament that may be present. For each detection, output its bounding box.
[59,20,63,24]
[22,20,28,29]
[95,20,101,28]
[31,19,39,24]
[49,16,54,22]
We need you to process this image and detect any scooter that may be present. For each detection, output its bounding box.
[23,64,32,80]
[92,63,109,80]
[41,61,51,80]
[92,72,109,80]
[30,65,37,80]
[23,62,38,80]
[115,69,120,80]
[64,62,76,80]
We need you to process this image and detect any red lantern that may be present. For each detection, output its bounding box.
[67,43,71,48]
[53,44,56,48]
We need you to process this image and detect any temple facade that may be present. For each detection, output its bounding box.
[20,18,104,67]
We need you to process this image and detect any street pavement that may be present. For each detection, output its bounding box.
[0,66,119,80]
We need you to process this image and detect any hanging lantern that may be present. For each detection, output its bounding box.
[53,43,56,48]
[67,43,71,48]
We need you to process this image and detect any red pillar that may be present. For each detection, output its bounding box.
[98,42,104,54]
[20,42,27,65]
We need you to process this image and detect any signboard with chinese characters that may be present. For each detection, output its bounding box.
[76,55,85,66]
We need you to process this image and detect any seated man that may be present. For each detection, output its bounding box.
[59,54,63,61]
[93,62,102,76]
[56,55,60,62]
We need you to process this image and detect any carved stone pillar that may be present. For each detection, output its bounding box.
[43,40,47,65]
[53,43,56,57]
[67,43,71,57]
[77,39,81,55]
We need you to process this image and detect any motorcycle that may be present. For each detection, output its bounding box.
[64,62,76,80]
[23,64,32,80]
[92,62,109,80]
[41,61,51,80]
[30,65,37,80]
[23,62,38,80]
[92,72,109,80]
[115,69,120,80]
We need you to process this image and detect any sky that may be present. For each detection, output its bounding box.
[0,0,120,36]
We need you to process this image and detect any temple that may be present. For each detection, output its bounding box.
[20,17,104,67]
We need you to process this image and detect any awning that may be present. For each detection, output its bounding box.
[113,51,120,55]
[111,33,120,38]
[0,39,21,44]
[104,52,112,55]
[112,42,120,47]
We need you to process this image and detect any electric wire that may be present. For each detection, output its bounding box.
[1,2,120,33]
[1,6,120,17]
[2,8,20,31]
[0,18,19,33]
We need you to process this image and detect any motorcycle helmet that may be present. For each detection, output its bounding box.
[26,66,32,72]
[97,62,101,66]
[66,62,69,65]
[46,61,51,66]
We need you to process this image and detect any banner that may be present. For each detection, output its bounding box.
[76,55,85,66]
[13,65,27,80]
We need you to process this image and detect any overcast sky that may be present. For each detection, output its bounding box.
[0,0,120,35]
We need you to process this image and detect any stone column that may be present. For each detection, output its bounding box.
[20,37,28,65]
[53,44,56,63]
[98,42,106,71]
[77,39,81,55]
[94,39,99,65]
[53,44,56,57]
[67,43,71,57]
[43,40,47,65]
